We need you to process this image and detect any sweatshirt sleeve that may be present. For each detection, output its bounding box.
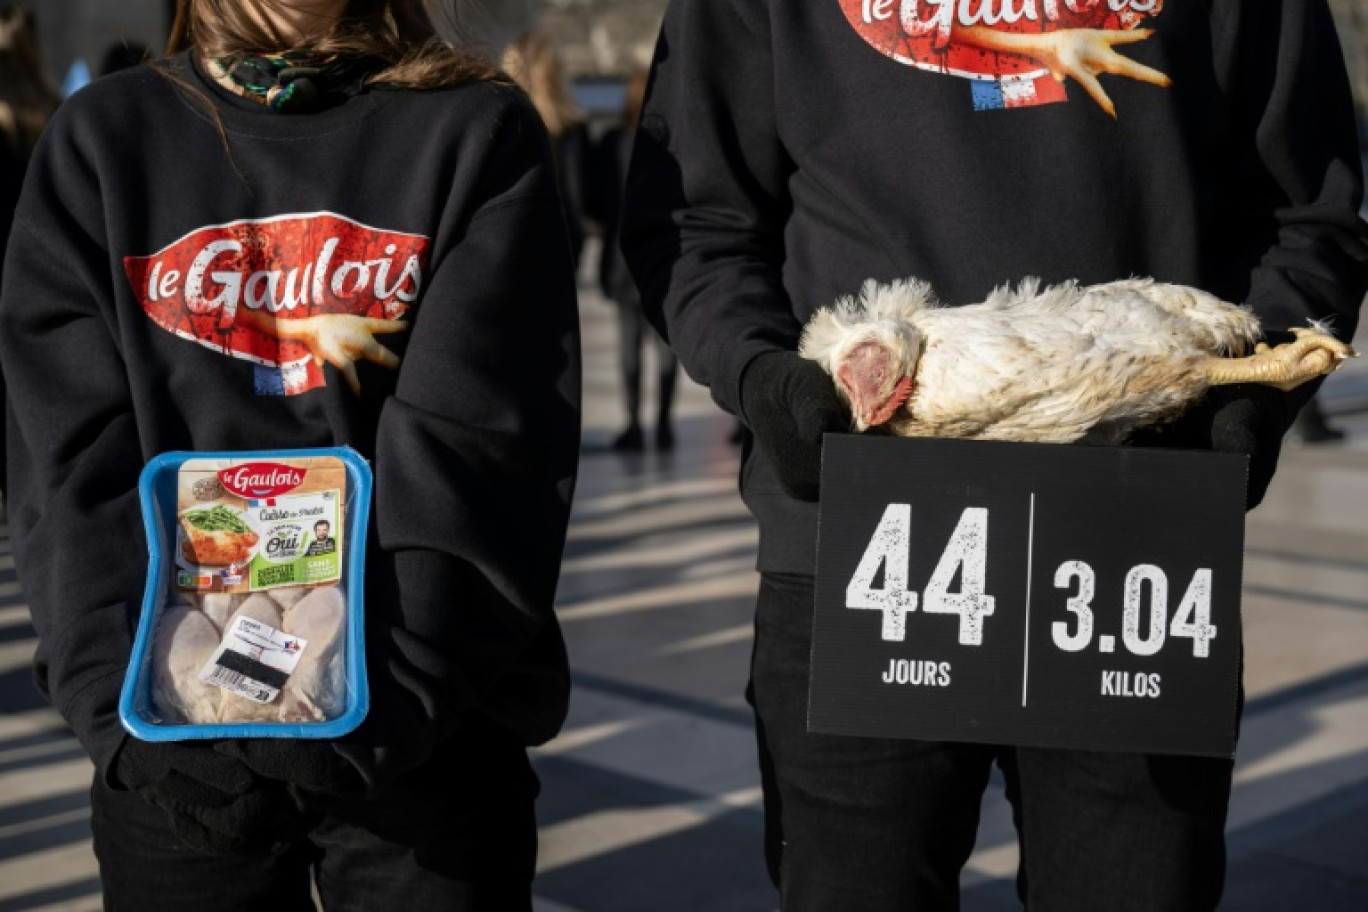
[621,0,800,417]
[338,98,581,787]
[1212,0,1368,387]
[0,111,146,779]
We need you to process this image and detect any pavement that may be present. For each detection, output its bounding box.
[0,270,1365,910]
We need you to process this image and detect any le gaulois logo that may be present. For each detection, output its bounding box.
[840,0,1168,114]
[124,212,430,396]
[219,462,306,498]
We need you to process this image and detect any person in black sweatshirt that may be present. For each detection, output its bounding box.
[0,1,579,909]
[503,30,592,272]
[593,67,679,451]
[623,2,1368,910]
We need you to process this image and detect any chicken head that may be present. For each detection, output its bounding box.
[835,335,920,432]
[801,283,930,432]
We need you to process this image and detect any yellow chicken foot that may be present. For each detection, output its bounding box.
[1201,327,1357,391]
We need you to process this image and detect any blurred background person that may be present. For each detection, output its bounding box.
[97,39,149,77]
[592,66,678,451]
[503,29,590,272]
[0,3,59,500]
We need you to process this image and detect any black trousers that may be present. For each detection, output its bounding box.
[616,301,678,427]
[748,573,1234,911]
[91,720,540,912]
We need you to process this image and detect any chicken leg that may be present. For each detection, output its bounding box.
[1201,327,1357,391]
[152,605,222,724]
[277,586,348,723]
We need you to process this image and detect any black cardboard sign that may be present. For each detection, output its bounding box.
[810,435,1247,758]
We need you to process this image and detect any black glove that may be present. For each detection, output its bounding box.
[739,351,850,501]
[1131,385,1289,510]
[216,738,368,799]
[114,738,310,856]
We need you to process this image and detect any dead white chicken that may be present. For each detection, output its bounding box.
[151,605,221,724]
[799,277,1356,444]
[217,593,290,723]
[278,586,348,723]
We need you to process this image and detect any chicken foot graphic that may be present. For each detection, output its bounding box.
[1202,326,1358,391]
[954,27,1171,118]
[241,309,407,396]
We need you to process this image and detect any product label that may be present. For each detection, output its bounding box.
[200,615,309,704]
[175,456,346,594]
[247,490,342,588]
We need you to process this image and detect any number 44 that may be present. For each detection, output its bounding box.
[846,504,994,646]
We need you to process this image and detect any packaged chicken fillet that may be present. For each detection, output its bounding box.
[119,447,372,741]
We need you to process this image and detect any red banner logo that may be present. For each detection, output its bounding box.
[125,212,430,395]
[218,462,306,498]
[839,0,1166,112]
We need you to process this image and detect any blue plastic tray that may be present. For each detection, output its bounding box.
[119,447,372,740]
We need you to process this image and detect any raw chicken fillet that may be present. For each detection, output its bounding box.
[150,585,348,725]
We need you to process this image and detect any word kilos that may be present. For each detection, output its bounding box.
[883,659,952,687]
[1102,670,1161,698]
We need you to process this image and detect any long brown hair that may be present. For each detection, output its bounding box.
[501,30,581,137]
[166,0,502,89]
[0,5,60,159]
[622,66,647,131]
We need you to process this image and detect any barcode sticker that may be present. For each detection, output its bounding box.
[199,615,309,704]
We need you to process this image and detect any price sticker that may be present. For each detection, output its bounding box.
[809,435,1247,758]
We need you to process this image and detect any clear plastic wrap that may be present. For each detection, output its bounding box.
[119,447,372,740]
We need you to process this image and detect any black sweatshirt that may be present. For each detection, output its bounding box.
[0,54,581,788]
[624,0,1368,573]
